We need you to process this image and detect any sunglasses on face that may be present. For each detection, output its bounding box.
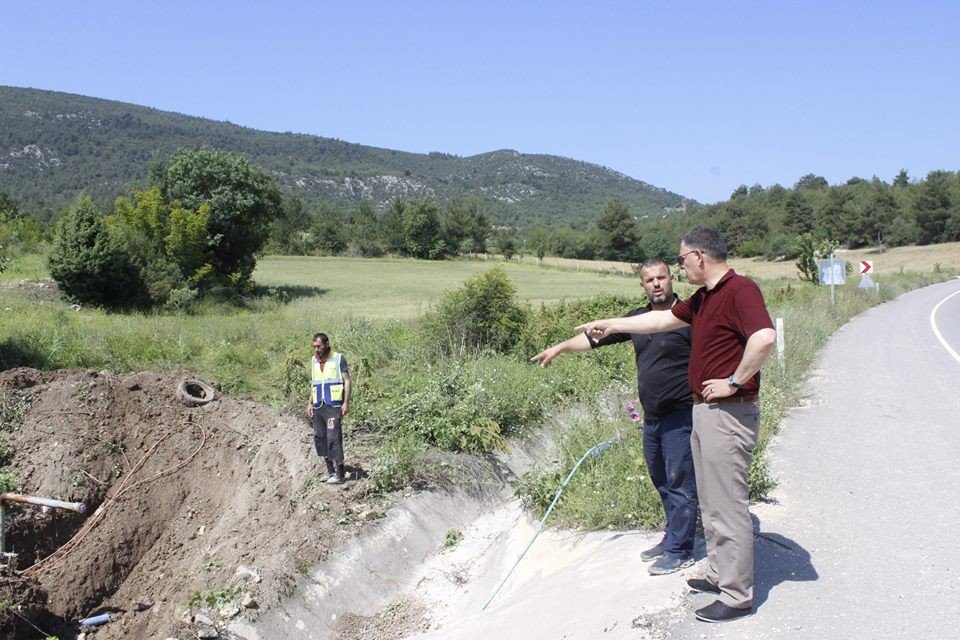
[677,250,698,266]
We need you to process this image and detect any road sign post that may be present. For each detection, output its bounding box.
[818,254,846,304]
[858,259,875,290]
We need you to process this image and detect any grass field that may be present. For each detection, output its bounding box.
[253,255,645,320]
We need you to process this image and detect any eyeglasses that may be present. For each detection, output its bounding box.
[677,250,699,266]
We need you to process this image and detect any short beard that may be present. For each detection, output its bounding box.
[649,291,670,305]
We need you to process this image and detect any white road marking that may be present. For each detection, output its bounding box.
[930,287,960,365]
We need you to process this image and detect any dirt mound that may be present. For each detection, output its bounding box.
[0,367,386,639]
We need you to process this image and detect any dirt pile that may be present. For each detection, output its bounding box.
[0,367,387,640]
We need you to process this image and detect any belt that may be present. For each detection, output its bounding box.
[692,393,759,405]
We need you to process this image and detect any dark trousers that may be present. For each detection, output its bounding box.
[643,407,698,556]
[312,404,344,463]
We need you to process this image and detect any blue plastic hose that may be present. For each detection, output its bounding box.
[481,438,616,611]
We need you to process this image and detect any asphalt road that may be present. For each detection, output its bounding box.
[668,277,960,639]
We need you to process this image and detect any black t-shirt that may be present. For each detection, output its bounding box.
[589,299,692,419]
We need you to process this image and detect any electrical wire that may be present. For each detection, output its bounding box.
[20,417,207,578]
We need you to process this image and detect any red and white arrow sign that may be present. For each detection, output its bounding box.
[860,260,874,275]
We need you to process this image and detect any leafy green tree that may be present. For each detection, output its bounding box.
[526,227,551,261]
[380,199,407,254]
[595,199,637,261]
[945,211,960,242]
[267,196,312,254]
[109,186,213,303]
[885,215,921,245]
[311,202,347,255]
[549,225,595,259]
[440,198,491,255]
[347,201,384,256]
[167,202,213,279]
[893,169,910,188]
[784,191,816,235]
[48,195,143,307]
[795,174,829,191]
[913,170,953,244]
[151,148,282,287]
[493,229,520,261]
[817,188,854,242]
[717,201,768,256]
[0,191,20,223]
[402,198,446,259]
[440,199,473,254]
[0,191,21,272]
[637,232,674,263]
[854,182,899,248]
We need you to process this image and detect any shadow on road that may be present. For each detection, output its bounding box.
[752,513,818,609]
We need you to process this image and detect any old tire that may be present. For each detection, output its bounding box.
[177,378,216,407]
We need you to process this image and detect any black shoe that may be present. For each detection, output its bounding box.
[640,540,666,562]
[648,553,694,575]
[694,600,752,623]
[686,578,721,595]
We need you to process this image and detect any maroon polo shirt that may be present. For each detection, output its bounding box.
[670,269,774,396]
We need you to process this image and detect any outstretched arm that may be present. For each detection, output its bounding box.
[530,333,593,368]
[576,309,687,339]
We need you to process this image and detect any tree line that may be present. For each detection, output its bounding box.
[520,169,960,265]
[2,146,958,309]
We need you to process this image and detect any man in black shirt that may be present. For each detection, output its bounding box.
[532,258,698,575]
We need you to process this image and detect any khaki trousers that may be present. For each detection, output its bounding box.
[691,401,760,609]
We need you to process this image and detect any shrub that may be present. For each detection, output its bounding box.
[420,268,528,356]
[793,234,839,284]
[514,293,643,360]
[734,237,764,258]
[48,195,144,308]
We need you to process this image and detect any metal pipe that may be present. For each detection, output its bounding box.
[0,493,87,560]
[0,493,86,514]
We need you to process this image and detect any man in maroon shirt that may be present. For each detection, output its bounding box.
[578,226,776,623]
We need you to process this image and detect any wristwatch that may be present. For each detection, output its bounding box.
[727,375,742,389]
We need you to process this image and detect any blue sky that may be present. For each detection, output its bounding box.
[1,1,957,204]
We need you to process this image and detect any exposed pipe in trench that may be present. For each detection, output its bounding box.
[0,492,87,558]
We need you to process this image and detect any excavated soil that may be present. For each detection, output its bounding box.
[0,367,390,640]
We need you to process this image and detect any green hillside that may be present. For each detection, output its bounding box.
[0,86,687,226]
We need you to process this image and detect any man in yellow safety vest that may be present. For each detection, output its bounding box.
[307,332,352,484]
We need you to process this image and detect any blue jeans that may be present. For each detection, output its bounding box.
[643,407,698,556]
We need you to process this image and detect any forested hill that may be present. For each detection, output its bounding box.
[0,86,686,226]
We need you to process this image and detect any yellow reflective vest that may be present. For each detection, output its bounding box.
[311,352,346,408]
